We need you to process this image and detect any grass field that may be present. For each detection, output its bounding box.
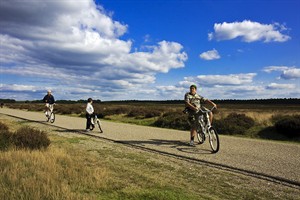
[0,117,299,200]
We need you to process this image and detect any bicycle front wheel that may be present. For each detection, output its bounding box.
[208,127,219,153]
[49,112,55,123]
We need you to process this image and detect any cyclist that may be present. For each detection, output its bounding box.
[43,90,55,117]
[85,98,95,132]
[184,84,217,146]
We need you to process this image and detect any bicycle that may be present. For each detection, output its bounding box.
[45,104,55,123]
[90,114,103,133]
[184,106,220,153]
[195,106,219,153]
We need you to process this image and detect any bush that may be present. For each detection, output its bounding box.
[126,107,162,119]
[271,114,288,124]
[0,130,11,150]
[214,113,255,135]
[153,112,189,130]
[127,108,146,118]
[275,115,300,138]
[0,121,9,131]
[11,126,50,150]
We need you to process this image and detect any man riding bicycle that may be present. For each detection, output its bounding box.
[184,84,217,146]
[43,90,55,117]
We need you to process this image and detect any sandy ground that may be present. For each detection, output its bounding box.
[1,107,300,185]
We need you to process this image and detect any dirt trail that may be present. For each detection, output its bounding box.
[1,108,300,185]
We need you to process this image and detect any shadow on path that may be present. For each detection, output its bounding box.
[120,139,212,154]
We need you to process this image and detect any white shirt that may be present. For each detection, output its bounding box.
[86,102,94,115]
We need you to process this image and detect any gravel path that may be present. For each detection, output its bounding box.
[1,108,300,186]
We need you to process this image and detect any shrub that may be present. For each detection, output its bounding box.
[0,121,9,131]
[144,110,162,118]
[214,113,255,135]
[275,115,300,138]
[0,130,11,150]
[127,108,146,118]
[153,112,189,130]
[271,114,288,124]
[11,126,50,150]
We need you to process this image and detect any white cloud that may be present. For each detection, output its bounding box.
[266,83,296,90]
[262,66,291,73]
[199,49,220,60]
[208,20,290,42]
[0,0,187,99]
[281,68,300,79]
[181,73,256,86]
[262,66,300,79]
[0,84,40,92]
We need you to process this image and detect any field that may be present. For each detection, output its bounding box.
[0,114,299,200]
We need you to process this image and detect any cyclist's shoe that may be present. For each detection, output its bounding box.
[86,129,90,132]
[189,140,195,147]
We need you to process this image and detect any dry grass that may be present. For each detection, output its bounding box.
[0,146,109,200]
[1,115,300,199]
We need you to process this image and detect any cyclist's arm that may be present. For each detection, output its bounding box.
[185,101,198,112]
[205,99,217,109]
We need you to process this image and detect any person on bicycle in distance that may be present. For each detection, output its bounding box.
[43,90,55,117]
[184,84,217,146]
[85,98,94,132]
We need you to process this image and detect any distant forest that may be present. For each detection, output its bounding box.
[1,98,300,105]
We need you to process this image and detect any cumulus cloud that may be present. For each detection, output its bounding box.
[208,20,290,42]
[262,66,291,73]
[266,83,296,90]
[281,68,300,79]
[199,49,220,60]
[181,73,256,86]
[263,66,300,79]
[0,0,187,100]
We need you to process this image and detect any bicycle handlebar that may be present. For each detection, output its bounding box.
[198,106,216,113]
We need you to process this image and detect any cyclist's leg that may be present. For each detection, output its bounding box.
[209,112,213,124]
[188,114,197,146]
[86,113,92,131]
[45,103,50,116]
[49,104,54,113]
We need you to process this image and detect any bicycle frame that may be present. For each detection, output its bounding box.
[91,114,103,133]
[195,106,220,153]
[45,104,55,123]
[197,107,213,134]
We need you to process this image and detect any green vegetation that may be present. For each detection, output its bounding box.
[274,114,300,138]
[214,113,255,135]
[0,121,50,150]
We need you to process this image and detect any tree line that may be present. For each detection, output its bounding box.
[1,98,300,105]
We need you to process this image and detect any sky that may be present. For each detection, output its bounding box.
[0,0,300,101]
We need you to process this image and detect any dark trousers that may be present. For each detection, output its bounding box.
[86,113,94,129]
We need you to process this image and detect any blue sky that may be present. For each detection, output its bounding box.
[0,0,299,101]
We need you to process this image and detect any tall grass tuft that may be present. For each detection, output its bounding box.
[0,148,109,200]
[12,126,50,150]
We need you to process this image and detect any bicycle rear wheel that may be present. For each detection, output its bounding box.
[208,127,219,153]
[49,112,55,123]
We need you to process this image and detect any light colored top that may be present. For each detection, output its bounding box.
[86,102,94,115]
[184,92,207,110]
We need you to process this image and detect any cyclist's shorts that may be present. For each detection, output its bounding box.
[188,114,198,129]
